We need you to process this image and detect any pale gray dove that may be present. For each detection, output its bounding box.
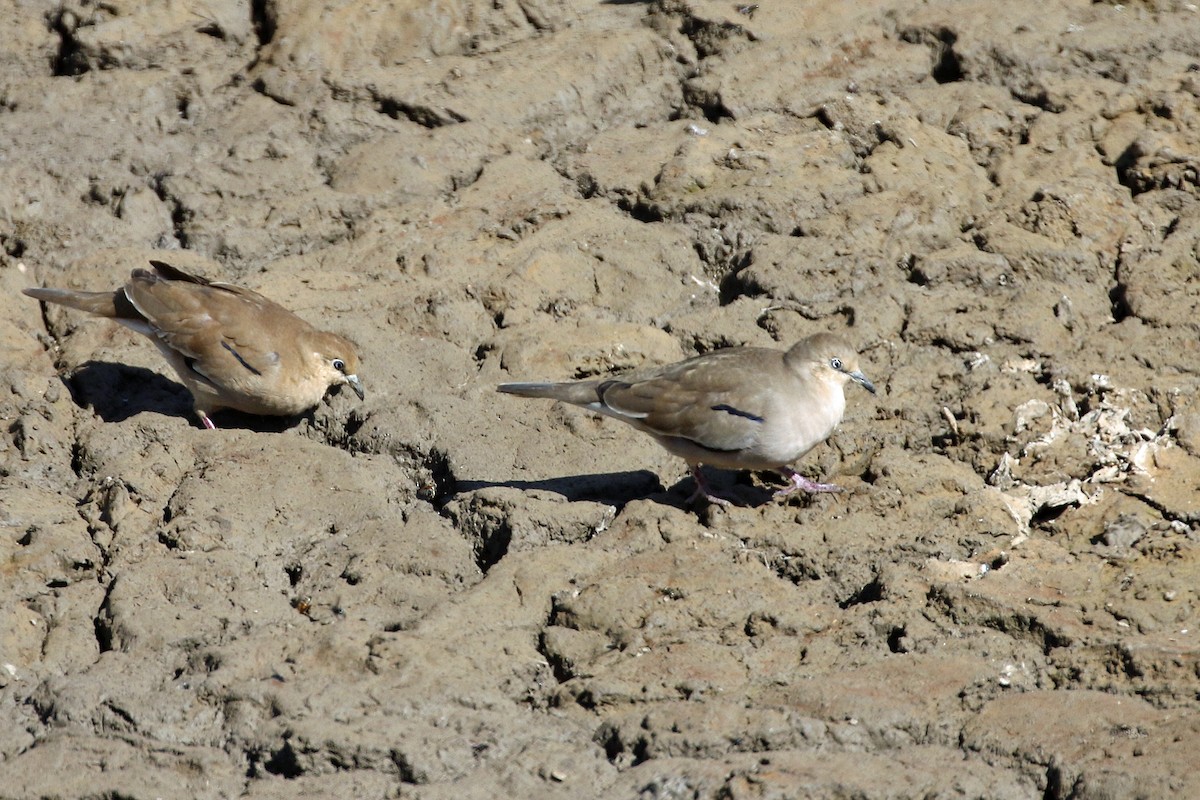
[24,260,364,429]
[498,332,876,506]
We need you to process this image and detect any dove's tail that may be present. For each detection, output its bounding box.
[498,380,605,406]
[23,287,141,320]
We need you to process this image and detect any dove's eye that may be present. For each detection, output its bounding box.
[333,359,346,373]
[830,357,843,371]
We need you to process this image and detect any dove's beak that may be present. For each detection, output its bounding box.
[848,370,876,394]
[345,374,365,401]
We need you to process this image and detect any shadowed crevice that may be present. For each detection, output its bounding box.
[839,574,884,609]
[150,173,191,249]
[931,29,964,83]
[370,90,469,128]
[250,0,277,48]
[93,579,117,654]
[48,8,90,77]
[262,739,303,778]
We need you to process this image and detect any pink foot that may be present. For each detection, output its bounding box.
[774,466,843,498]
[685,465,734,507]
[198,413,217,430]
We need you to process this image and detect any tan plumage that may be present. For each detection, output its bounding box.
[24,260,364,429]
[498,332,875,505]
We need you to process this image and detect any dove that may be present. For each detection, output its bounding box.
[498,332,875,506]
[24,260,364,429]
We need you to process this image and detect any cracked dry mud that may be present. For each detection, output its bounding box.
[2,1,1199,798]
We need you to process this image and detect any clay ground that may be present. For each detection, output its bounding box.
[2,0,1199,797]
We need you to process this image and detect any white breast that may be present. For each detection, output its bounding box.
[758,378,846,465]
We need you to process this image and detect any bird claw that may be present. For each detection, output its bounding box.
[685,485,734,507]
[774,468,843,498]
[686,466,736,507]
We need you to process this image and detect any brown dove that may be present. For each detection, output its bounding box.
[498,332,875,506]
[24,260,364,429]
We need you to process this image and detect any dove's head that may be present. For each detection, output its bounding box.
[308,331,365,400]
[786,333,876,395]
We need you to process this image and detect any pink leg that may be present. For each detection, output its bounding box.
[198,411,217,430]
[774,466,843,498]
[685,465,734,507]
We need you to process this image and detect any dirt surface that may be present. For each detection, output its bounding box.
[2,0,1199,797]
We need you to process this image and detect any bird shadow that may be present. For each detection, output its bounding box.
[65,361,193,425]
[63,361,304,432]
[454,468,780,510]
[455,470,665,507]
